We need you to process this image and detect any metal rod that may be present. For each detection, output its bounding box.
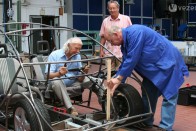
[85,112,152,131]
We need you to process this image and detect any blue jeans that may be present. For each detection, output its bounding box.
[142,78,178,131]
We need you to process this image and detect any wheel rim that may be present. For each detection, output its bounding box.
[104,91,130,124]
[14,107,31,131]
[113,91,130,118]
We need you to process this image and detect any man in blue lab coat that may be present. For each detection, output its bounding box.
[105,25,189,131]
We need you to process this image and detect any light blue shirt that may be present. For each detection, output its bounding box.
[116,25,189,99]
[45,49,82,86]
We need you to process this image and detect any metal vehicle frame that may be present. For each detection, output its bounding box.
[0,22,153,131]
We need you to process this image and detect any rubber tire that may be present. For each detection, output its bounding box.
[14,98,51,131]
[102,83,144,125]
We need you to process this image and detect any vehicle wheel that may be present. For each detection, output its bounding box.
[102,83,144,125]
[14,98,51,131]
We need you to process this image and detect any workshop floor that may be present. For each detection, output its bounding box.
[74,68,196,131]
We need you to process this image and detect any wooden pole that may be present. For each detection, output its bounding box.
[88,61,91,67]
[106,58,111,120]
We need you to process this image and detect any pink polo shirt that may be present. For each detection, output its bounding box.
[99,14,132,58]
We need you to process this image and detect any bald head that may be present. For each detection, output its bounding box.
[107,26,121,36]
[104,26,123,46]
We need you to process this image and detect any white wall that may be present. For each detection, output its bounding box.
[59,14,68,48]
[1,0,68,52]
[12,0,61,19]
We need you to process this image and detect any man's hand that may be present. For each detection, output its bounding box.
[59,66,68,75]
[83,65,90,74]
[107,78,121,96]
[100,50,105,57]
[48,66,68,79]
[77,65,90,82]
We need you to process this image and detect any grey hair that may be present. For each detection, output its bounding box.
[108,26,121,36]
[107,0,120,8]
[63,37,83,53]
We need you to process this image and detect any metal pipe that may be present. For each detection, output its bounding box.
[3,0,8,42]
[0,22,143,91]
[0,22,143,89]
[85,112,152,131]
[17,0,22,52]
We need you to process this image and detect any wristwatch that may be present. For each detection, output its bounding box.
[116,76,122,81]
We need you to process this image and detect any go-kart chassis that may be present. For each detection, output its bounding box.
[0,22,153,131]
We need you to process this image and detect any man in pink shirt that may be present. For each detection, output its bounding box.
[99,0,132,70]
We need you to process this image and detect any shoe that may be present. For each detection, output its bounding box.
[68,107,78,116]
[135,123,167,131]
[157,128,167,131]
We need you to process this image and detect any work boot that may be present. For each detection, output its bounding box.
[135,123,168,131]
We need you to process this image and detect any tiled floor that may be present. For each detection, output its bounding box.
[154,70,196,131]
[75,70,196,131]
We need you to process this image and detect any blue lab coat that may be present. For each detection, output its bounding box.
[116,25,189,99]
